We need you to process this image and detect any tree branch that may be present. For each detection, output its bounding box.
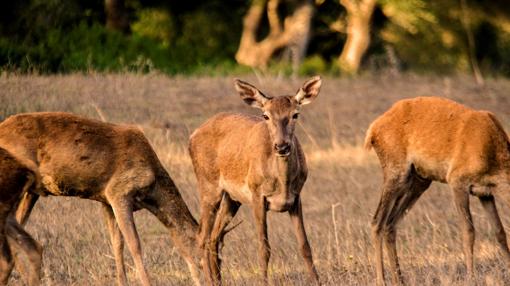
[267,0,282,36]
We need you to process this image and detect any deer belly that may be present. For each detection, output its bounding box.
[40,174,103,199]
[410,154,449,182]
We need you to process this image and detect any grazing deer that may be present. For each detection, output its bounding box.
[0,147,42,286]
[0,112,201,286]
[189,76,322,285]
[365,96,510,286]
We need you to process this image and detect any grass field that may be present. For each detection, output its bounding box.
[1,73,510,285]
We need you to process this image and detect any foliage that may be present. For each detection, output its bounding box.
[299,55,328,75]
[0,0,245,74]
[1,0,510,75]
[376,0,466,72]
[131,8,175,47]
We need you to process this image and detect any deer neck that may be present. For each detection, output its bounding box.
[272,138,299,192]
[254,122,300,195]
[145,172,200,259]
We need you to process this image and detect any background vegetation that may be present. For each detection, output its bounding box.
[1,0,510,76]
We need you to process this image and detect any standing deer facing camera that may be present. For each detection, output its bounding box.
[365,96,510,286]
[189,77,322,285]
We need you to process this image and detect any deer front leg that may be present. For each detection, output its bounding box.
[289,196,319,284]
[102,204,128,286]
[109,197,151,286]
[253,197,270,284]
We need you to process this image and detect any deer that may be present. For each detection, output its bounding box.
[365,96,510,286]
[0,112,202,286]
[188,76,322,285]
[0,147,43,286]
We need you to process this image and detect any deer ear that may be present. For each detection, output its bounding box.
[235,79,272,109]
[295,76,322,105]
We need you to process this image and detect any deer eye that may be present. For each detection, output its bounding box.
[263,114,270,120]
[292,113,299,119]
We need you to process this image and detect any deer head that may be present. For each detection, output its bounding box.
[234,76,322,157]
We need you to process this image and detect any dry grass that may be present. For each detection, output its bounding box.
[1,72,510,285]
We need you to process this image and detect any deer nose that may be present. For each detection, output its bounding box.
[274,143,291,156]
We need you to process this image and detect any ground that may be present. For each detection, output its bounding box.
[1,73,510,285]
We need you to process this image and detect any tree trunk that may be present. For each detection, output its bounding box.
[235,0,314,69]
[105,0,129,33]
[460,0,484,86]
[338,0,376,73]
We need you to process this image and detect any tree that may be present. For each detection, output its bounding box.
[235,0,314,69]
[105,0,129,33]
[337,0,376,73]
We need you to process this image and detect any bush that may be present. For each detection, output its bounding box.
[0,23,160,73]
[0,20,243,74]
[299,55,328,75]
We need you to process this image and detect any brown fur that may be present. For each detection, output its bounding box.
[189,77,322,285]
[0,112,201,286]
[365,96,510,286]
[0,147,42,286]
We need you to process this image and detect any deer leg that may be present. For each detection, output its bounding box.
[0,234,12,285]
[5,215,42,286]
[383,176,430,286]
[208,194,240,284]
[15,192,39,226]
[289,196,319,284]
[109,197,151,286]
[102,204,128,286]
[253,197,270,284]
[198,192,222,286]
[0,207,12,285]
[371,171,410,286]
[452,185,475,280]
[479,194,510,266]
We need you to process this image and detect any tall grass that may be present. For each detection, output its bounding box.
[1,73,510,285]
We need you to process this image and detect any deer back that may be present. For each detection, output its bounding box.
[366,97,510,183]
[0,112,161,198]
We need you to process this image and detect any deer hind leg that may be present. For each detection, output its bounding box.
[371,165,422,286]
[5,215,42,286]
[208,193,240,284]
[383,173,430,286]
[289,195,319,284]
[197,183,223,286]
[451,183,475,280]
[102,204,128,286]
[253,196,270,284]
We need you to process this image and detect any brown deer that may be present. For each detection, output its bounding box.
[0,112,202,286]
[365,96,510,286]
[0,147,43,286]
[189,76,322,285]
